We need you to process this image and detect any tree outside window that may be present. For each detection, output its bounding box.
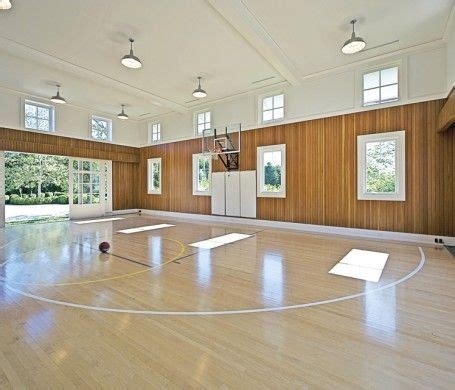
[263,151,282,192]
[91,116,112,141]
[366,140,396,193]
[198,156,210,192]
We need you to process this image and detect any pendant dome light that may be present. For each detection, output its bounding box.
[192,76,207,98]
[0,0,12,10]
[50,84,67,104]
[341,19,366,54]
[121,38,142,69]
[117,104,128,120]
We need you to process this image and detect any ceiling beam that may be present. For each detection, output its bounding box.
[0,36,188,114]
[206,0,301,86]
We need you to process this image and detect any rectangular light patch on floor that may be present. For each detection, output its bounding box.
[117,224,174,234]
[74,217,125,225]
[329,249,389,282]
[189,233,251,249]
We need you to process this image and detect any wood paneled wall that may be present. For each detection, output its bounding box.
[0,128,138,163]
[139,138,211,214]
[1,100,453,234]
[438,87,455,132]
[112,161,139,211]
[139,100,454,236]
[0,128,139,210]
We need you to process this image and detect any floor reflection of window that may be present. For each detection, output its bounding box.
[197,250,212,288]
[25,309,54,342]
[150,236,162,266]
[262,253,284,304]
[364,285,396,344]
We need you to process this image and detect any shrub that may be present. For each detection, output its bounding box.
[55,195,69,204]
[45,192,53,197]
[8,193,69,205]
[10,196,25,205]
[30,194,37,199]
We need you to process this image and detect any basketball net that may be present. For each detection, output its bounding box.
[207,145,222,160]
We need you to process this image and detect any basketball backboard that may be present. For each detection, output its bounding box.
[202,123,241,156]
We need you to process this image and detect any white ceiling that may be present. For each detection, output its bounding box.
[0,0,452,120]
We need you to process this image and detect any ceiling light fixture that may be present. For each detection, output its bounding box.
[121,38,142,69]
[0,0,12,10]
[117,104,129,120]
[50,84,66,104]
[341,19,366,54]
[192,76,207,98]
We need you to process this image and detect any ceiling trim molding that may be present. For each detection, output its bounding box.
[300,39,447,81]
[206,0,301,86]
[137,79,289,123]
[0,35,188,114]
[443,1,455,40]
[0,84,143,123]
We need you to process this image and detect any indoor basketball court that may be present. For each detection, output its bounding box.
[0,1,454,388]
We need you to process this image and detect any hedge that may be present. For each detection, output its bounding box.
[6,194,69,205]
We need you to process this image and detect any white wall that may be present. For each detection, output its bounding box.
[1,42,450,149]
[0,89,146,147]
[447,19,455,91]
[145,44,448,146]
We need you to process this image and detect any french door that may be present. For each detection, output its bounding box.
[69,158,112,220]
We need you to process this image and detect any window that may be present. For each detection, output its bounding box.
[357,130,405,201]
[195,111,211,135]
[72,160,101,205]
[257,144,286,198]
[149,122,161,143]
[147,158,162,194]
[192,153,212,195]
[262,93,284,123]
[363,66,399,106]
[24,100,55,132]
[91,116,112,141]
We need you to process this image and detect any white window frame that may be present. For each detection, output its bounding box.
[90,115,112,142]
[148,122,161,143]
[357,130,405,201]
[362,65,399,107]
[194,110,212,136]
[257,144,286,198]
[23,99,55,132]
[147,158,162,195]
[192,153,212,196]
[259,93,285,125]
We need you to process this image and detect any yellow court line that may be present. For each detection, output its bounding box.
[2,238,187,287]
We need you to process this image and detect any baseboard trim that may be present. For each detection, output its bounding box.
[141,209,455,245]
[109,209,139,216]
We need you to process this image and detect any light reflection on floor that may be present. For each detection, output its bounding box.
[262,253,284,304]
[329,249,389,282]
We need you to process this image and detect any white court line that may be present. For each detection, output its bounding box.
[117,224,175,234]
[74,217,125,225]
[3,248,426,316]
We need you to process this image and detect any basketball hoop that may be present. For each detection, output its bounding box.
[207,145,222,160]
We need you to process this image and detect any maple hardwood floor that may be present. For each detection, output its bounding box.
[0,214,454,389]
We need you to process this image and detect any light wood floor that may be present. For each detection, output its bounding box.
[0,214,454,389]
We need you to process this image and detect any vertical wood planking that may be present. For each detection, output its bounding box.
[137,100,453,235]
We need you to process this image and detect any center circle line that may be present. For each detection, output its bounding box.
[4,247,425,316]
